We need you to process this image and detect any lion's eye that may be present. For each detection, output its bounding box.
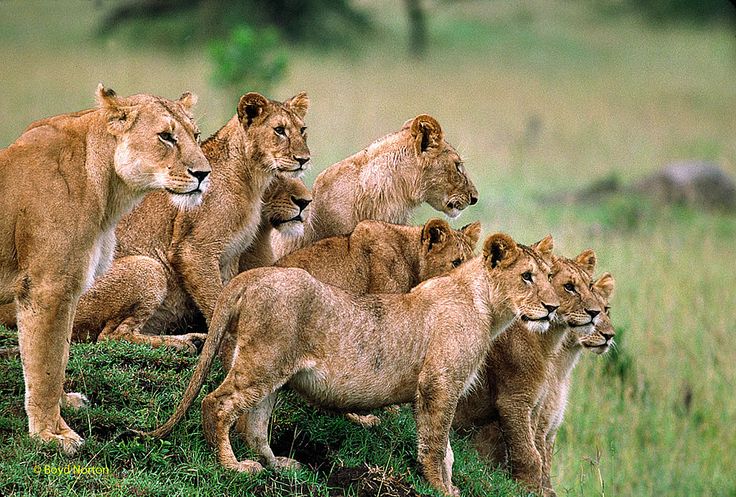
[604,306,611,316]
[158,132,177,146]
[452,259,463,268]
[564,282,576,293]
[274,126,286,136]
[300,126,307,135]
[194,131,201,143]
[522,271,533,283]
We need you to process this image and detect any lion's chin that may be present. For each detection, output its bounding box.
[169,191,204,211]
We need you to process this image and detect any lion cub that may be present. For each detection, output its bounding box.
[535,273,615,495]
[275,219,480,294]
[276,114,478,257]
[238,174,313,272]
[176,232,560,496]
[453,251,604,496]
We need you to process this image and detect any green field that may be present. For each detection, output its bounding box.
[1,1,735,496]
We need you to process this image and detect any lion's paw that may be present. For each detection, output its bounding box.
[230,460,264,473]
[273,457,302,470]
[34,427,84,455]
[345,412,381,427]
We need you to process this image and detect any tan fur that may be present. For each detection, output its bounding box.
[453,249,602,496]
[275,114,478,258]
[39,92,311,355]
[143,232,559,496]
[0,85,210,453]
[276,219,480,294]
[238,174,312,272]
[271,218,482,428]
[534,273,616,496]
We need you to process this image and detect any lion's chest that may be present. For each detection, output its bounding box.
[83,228,116,292]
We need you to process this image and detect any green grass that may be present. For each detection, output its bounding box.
[1,0,735,496]
[0,331,526,497]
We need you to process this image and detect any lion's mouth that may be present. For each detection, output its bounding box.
[167,187,203,196]
[569,320,594,329]
[521,315,551,322]
[272,215,303,227]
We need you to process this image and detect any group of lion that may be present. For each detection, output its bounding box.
[0,86,615,497]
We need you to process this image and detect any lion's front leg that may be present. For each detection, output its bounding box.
[17,275,84,455]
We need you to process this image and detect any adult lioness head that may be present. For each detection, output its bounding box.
[579,273,616,354]
[96,84,211,208]
[263,174,312,238]
[404,114,478,218]
[233,92,310,177]
[549,250,602,336]
[481,234,560,334]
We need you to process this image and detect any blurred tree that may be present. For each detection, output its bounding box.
[405,0,428,59]
[98,0,372,46]
[600,0,735,23]
[209,25,288,95]
[634,0,734,22]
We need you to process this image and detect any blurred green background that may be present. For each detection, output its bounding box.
[1,1,735,496]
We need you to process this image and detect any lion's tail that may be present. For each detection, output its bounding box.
[137,282,245,439]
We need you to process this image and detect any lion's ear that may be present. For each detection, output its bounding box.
[460,221,481,248]
[531,234,554,265]
[575,249,597,277]
[178,91,198,110]
[237,92,270,127]
[422,218,451,250]
[593,272,615,300]
[97,83,137,136]
[410,114,444,154]
[483,233,519,269]
[284,91,309,120]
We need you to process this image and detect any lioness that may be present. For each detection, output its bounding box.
[238,174,312,272]
[0,85,211,453]
[275,114,478,257]
[64,92,311,352]
[151,232,559,496]
[535,273,615,495]
[452,250,602,496]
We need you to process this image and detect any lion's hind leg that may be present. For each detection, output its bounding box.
[235,392,301,470]
[201,375,271,473]
[77,256,202,354]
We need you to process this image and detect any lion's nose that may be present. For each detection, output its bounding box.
[292,196,312,212]
[543,303,559,315]
[469,195,478,205]
[586,309,601,320]
[189,169,210,184]
[294,156,310,166]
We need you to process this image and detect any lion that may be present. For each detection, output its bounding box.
[238,174,312,272]
[140,232,560,496]
[58,92,310,354]
[248,217,480,428]
[275,218,481,294]
[452,250,602,496]
[0,84,211,453]
[273,114,478,258]
[534,273,615,495]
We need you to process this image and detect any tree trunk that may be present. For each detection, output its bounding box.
[405,0,427,58]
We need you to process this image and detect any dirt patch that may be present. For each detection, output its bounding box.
[270,428,332,472]
[327,465,420,497]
